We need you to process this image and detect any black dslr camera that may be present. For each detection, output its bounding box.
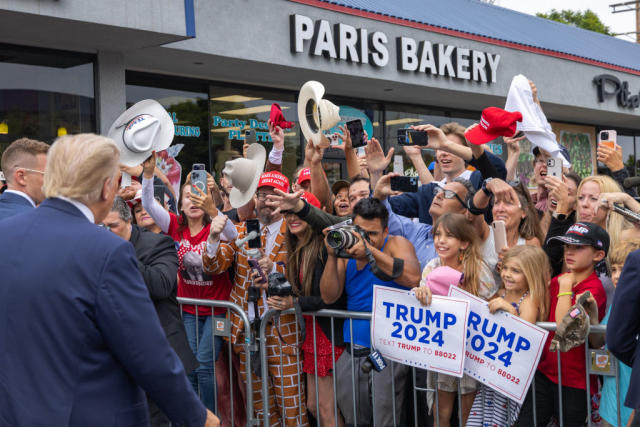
[326,221,369,258]
[267,272,293,297]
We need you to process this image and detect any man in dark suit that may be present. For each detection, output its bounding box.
[104,196,199,426]
[607,249,640,425]
[0,134,218,427]
[0,137,49,220]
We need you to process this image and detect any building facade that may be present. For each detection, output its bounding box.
[2,0,640,185]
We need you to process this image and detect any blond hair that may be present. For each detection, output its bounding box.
[502,245,550,321]
[440,122,467,145]
[609,238,640,266]
[577,175,628,250]
[1,137,49,184]
[43,134,120,205]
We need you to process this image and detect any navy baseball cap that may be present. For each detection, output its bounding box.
[548,222,609,255]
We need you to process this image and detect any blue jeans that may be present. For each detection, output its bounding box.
[183,313,223,412]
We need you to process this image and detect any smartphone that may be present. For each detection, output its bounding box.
[346,119,367,148]
[397,129,428,146]
[245,219,261,249]
[393,155,404,175]
[390,176,418,192]
[191,164,207,195]
[248,258,267,284]
[153,185,165,204]
[546,157,563,179]
[598,130,617,149]
[245,129,257,145]
[492,220,507,254]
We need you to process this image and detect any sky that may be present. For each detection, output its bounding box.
[495,0,638,42]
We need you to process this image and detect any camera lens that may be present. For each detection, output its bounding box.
[327,230,345,249]
[602,131,609,140]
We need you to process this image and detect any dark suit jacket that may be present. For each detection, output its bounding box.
[607,249,640,411]
[0,198,206,426]
[129,224,198,373]
[0,191,33,221]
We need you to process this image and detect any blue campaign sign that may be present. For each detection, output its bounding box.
[448,287,549,404]
[371,285,469,377]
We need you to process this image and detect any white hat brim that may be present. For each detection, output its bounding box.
[228,143,266,209]
[298,81,325,146]
[107,99,175,167]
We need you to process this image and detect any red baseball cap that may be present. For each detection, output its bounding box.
[297,168,311,185]
[300,191,321,209]
[258,171,290,193]
[464,107,523,145]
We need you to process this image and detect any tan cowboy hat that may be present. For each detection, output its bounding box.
[297,81,341,148]
[222,143,266,208]
[107,99,174,167]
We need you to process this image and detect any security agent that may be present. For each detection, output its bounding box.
[319,198,421,427]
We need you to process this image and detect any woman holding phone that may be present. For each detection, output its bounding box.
[141,153,233,413]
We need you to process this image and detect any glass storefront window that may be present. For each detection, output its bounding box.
[0,44,95,156]
[209,85,299,182]
[384,106,448,177]
[126,72,209,192]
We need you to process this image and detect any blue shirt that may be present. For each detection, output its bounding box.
[600,306,633,426]
[343,238,406,348]
[384,199,436,270]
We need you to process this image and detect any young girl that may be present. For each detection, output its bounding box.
[467,245,550,426]
[414,213,498,427]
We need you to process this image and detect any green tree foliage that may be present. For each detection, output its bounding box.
[536,9,613,36]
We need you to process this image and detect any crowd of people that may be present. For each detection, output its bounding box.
[1,82,640,427]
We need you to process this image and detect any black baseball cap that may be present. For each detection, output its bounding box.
[533,145,571,164]
[548,222,609,255]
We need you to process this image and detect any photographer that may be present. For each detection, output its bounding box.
[319,198,421,426]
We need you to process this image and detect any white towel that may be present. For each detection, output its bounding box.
[505,74,571,167]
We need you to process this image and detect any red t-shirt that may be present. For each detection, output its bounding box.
[537,271,606,391]
[167,213,232,316]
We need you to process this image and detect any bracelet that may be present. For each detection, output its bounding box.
[557,292,573,298]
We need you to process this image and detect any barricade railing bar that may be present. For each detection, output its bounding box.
[177,297,257,426]
[176,299,622,427]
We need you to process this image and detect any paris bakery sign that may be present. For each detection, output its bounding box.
[290,14,501,83]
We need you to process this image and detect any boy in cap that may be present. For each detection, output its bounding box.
[515,222,608,427]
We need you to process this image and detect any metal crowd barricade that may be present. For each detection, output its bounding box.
[177,297,256,427]
[256,308,623,427]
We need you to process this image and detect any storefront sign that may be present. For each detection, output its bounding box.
[290,14,500,83]
[371,286,469,376]
[170,112,201,137]
[593,74,640,109]
[448,287,549,404]
[211,115,272,142]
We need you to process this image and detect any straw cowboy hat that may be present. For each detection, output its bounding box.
[107,99,175,167]
[297,81,341,148]
[222,143,266,208]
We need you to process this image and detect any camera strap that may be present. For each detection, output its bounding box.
[359,229,404,282]
[274,302,306,349]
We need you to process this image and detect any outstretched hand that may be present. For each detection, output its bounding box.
[265,189,305,215]
[142,151,156,180]
[365,137,394,174]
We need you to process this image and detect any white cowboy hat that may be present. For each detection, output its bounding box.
[297,81,341,148]
[223,143,266,208]
[107,99,174,167]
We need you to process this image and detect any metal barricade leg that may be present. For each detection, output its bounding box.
[557,350,564,427]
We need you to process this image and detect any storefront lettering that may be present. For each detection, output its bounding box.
[211,115,272,142]
[397,37,500,83]
[169,112,201,138]
[593,74,640,109]
[290,14,499,83]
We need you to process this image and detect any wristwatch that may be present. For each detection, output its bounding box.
[481,178,494,196]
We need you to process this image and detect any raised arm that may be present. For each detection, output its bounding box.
[320,236,347,304]
[265,119,284,172]
[305,139,332,210]
[142,153,171,234]
[403,145,433,185]
[504,134,525,182]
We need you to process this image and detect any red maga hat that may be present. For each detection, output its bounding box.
[270,103,293,130]
[464,107,523,145]
[300,191,321,209]
[297,168,311,184]
[258,171,290,193]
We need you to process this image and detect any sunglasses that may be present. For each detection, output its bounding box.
[433,185,466,208]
